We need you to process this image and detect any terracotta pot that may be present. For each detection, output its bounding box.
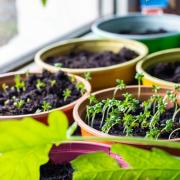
[35,39,148,91]
[0,72,91,124]
[50,142,127,168]
[73,86,180,155]
[136,48,180,88]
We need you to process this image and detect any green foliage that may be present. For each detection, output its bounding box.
[41,0,47,6]
[72,144,180,180]
[36,79,46,90]
[76,82,85,94]
[71,152,120,180]
[84,72,92,81]
[14,75,25,91]
[42,101,52,111]
[54,63,63,68]
[49,79,56,87]
[113,79,126,97]
[2,83,8,92]
[0,111,68,180]
[86,82,179,139]
[63,88,71,101]
[13,99,25,109]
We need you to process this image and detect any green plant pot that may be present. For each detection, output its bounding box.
[92,14,180,53]
[136,48,180,87]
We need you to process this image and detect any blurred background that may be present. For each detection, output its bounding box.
[0,0,180,72]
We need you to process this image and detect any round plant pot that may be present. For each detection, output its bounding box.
[50,142,127,167]
[136,48,180,88]
[0,72,91,124]
[73,86,180,155]
[35,38,148,91]
[92,14,180,53]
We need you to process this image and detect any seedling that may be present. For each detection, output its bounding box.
[49,79,56,87]
[63,88,71,101]
[14,100,25,109]
[2,83,8,92]
[85,76,180,139]
[54,63,63,68]
[113,79,126,97]
[69,75,76,83]
[84,72,92,81]
[76,82,85,94]
[15,74,26,91]
[42,101,52,112]
[135,72,144,98]
[36,79,46,90]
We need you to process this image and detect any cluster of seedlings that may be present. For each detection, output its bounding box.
[86,73,180,139]
[0,71,86,115]
[46,47,139,69]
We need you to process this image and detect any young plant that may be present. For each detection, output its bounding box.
[15,74,26,91]
[84,72,92,81]
[36,79,46,90]
[54,63,63,68]
[41,101,52,111]
[63,88,71,101]
[113,79,126,97]
[135,72,144,98]
[2,83,8,93]
[88,95,98,105]
[14,99,25,109]
[49,79,56,87]
[76,82,85,94]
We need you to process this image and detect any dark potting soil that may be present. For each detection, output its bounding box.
[0,71,81,115]
[91,103,180,139]
[148,62,180,83]
[46,47,139,69]
[119,28,168,35]
[40,161,73,180]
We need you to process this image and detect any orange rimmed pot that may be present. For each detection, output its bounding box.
[73,86,180,155]
[0,72,91,124]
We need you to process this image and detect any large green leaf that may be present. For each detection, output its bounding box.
[0,110,68,152]
[71,144,180,180]
[0,110,68,180]
[71,152,120,180]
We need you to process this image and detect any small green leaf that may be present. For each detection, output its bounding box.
[41,0,47,6]
[71,152,120,180]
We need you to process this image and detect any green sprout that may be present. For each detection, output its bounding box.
[42,101,52,112]
[63,88,71,101]
[135,72,144,98]
[36,79,46,90]
[15,75,26,91]
[2,83,8,92]
[54,63,63,68]
[14,100,25,109]
[88,95,98,105]
[152,85,160,93]
[113,79,126,97]
[69,75,76,83]
[49,80,56,87]
[84,72,92,81]
[76,82,85,94]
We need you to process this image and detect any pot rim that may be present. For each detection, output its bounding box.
[73,85,180,141]
[0,71,91,119]
[35,38,148,74]
[136,48,180,86]
[92,13,180,40]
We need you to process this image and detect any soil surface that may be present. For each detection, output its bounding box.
[0,71,81,115]
[46,48,139,69]
[91,101,180,139]
[119,28,168,35]
[40,161,73,180]
[148,62,180,83]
